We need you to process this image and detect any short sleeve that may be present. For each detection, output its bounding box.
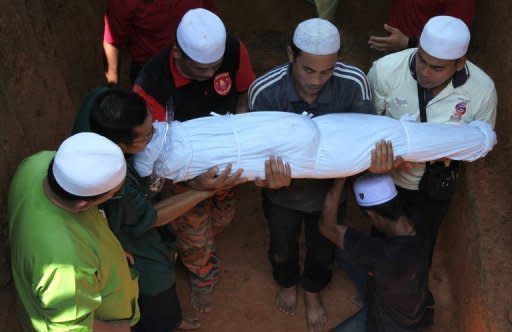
[474,82,497,127]
[235,42,256,93]
[35,264,100,330]
[367,63,387,115]
[103,0,137,46]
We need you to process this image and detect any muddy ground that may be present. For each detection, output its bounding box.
[1,0,512,331]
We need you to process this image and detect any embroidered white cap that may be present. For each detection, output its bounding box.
[353,174,397,207]
[177,8,226,64]
[419,15,470,60]
[53,132,126,197]
[293,18,340,55]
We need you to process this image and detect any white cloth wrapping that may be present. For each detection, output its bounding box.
[134,111,497,182]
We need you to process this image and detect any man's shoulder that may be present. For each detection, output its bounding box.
[371,48,415,74]
[331,62,371,95]
[248,63,289,106]
[465,60,496,90]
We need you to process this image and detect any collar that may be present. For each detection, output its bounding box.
[286,63,332,105]
[409,50,470,89]
[169,52,192,88]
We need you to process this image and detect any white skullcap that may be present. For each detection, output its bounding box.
[419,15,470,60]
[53,133,126,197]
[177,8,226,64]
[353,174,397,207]
[293,18,340,55]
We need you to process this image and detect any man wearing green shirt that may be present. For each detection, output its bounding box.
[8,132,139,332]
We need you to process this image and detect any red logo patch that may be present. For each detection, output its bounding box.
[213,72,232,96]
[454,102,467,116]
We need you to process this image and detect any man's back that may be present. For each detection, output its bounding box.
[8,151,139,331]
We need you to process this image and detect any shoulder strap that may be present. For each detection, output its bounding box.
[417,84,428,123]
[417,84,431,169]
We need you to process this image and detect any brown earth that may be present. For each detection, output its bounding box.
[1,0,512,331]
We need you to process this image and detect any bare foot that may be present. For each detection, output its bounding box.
[275,286,298,316]
[191,289,212,313]
[304,291,327,332]
[176,313,200,331]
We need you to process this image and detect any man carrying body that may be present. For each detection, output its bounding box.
[103,0,219,84]
[133,8,255,312]
[8,133,139,331]
[319,174,433,331]
[248,18,373,332]
[367,16,497,263]
[73,87,244,331]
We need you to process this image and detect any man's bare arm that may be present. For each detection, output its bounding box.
[318,178,347,249]
[152,189,215,227]
[235,92,249,114]
[103,41,120,85]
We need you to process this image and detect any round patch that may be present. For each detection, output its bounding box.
[454,102,467,116]
[213,72,232,96]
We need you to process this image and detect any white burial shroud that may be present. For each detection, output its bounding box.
[134,112,497,182]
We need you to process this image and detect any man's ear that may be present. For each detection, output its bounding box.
[455,56,467,71]
[287,46,294,63]
[73,200,90,210]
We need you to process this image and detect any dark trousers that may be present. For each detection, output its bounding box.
[397,186,452,266]
[262,195,335,292]
[133,285,182,332]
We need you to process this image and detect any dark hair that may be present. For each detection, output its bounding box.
[90,88,148,145]
[47,159,102,202]
[289,37,341,61]
[360,196,405,222]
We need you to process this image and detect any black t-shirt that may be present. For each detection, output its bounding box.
[343,217,433,331]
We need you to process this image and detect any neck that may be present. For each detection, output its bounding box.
[43,178,83,213]
[295,83,318,105]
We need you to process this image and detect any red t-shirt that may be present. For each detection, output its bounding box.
[104,0,219,65]
[388,0,475,38]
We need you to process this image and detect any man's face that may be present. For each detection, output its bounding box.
[288,47,338,102]
[174,47,223,81]
[415,48,465,92]
[120,110,154,155]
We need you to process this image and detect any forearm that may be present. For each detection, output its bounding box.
[153,189,215,227]
[318,179,346,248]
[235,92,249,114]
[103,41,120,84]
[93,319,131,332]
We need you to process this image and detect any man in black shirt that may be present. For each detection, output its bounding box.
[319,174,433,331]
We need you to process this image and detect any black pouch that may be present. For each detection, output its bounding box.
[419,161,460,201]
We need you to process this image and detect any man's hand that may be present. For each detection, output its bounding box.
[187,164,247,191]
[369,140,405,173]
[255,156,291,189]
[368,24,409,52]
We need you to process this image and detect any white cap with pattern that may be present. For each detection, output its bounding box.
[293,18,340,55]
[419,15,470,60]
[177,8,226,64]
[53,132,126,197]
[353,174,397,207]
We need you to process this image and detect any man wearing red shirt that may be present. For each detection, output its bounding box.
[134,8,256,313]
[368,0,475,52]
[103,0,219,84]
